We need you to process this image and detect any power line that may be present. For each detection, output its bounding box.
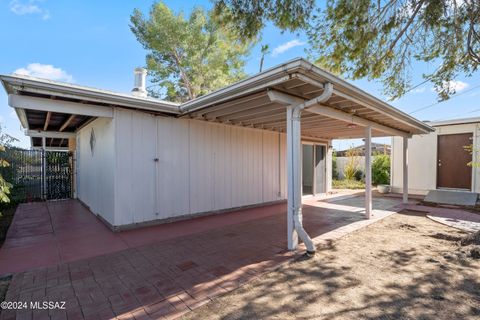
[409,84,480,114]
[404,78,430,94]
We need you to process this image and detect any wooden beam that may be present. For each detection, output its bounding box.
[26,130,76,139]
[307,105,409,137]
[60,115,76,132]
[268,89,410,137]
[43,111,51,131]
[8,94,114,118]
[181,92,268,118]
[212,101,277,121]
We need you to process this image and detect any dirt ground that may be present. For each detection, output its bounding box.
[183,210,480,320]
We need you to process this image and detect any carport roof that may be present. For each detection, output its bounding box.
[179,58,433,139]
[1,58,433,144]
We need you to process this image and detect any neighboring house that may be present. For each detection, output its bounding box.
[392,117,480,195]
[335,142,391,157]
[1,58,432,251]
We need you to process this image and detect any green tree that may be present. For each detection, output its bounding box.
[212,0,315,40]
[130,2,255,102]
[213,0,480,100]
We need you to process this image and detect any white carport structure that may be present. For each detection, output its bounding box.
[2,58,433,253]
[180,59,433,253]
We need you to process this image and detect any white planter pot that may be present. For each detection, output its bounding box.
[377,184,391,194]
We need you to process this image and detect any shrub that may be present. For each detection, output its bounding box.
[354,169,364,182]
[343,146,360,180]
[332,151,339,180]
[372,153,390,185]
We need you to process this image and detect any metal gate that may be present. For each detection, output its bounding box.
[1,148,73,202]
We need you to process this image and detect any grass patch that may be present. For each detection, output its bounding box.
[333,179,365,189]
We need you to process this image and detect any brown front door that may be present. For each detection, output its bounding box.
[437,133,473,189]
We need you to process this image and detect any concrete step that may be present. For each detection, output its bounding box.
[424,189,478,206]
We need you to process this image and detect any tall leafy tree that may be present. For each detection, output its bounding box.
[308,0,480,100]
[213,0,480,100]
[213,0,315,39]
[130,2,255,102]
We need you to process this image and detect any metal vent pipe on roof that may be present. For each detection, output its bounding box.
[131,67,147,97]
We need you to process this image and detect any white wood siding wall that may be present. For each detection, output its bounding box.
[76,118,116,225]
[114,109,287,226]
[114,110,157,226]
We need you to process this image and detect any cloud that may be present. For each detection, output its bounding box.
[10,0,50,20]
[431,80,469,93]
[447,80,469,92]
[271,40,305,57]
[14,63,74,82]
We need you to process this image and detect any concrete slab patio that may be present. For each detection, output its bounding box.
[0,194,404,320]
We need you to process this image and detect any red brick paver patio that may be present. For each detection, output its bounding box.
[0,195,403,320]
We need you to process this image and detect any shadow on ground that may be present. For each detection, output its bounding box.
[183,211,480,320]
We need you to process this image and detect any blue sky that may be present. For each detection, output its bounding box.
[1,0,480,150]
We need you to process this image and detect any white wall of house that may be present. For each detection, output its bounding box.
[391,122,480,195]
[76,108,332,227]
[76,117,116,225]
[112,108,291,227]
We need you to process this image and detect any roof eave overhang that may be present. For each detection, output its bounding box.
[179,58,433,135]
[179,58,305,114]
[295,60,433,134]
[1,58,434,137]
[0,74,181,115]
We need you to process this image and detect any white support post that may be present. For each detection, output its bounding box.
[270,84,334,255]
[286,106,316,254]
[403,136,409,204]
[286,106,298,250]
[365,126,372,219]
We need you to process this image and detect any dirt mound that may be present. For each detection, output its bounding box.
[457,231,480,260]
[460,230,480,246]
[397,223,417,230]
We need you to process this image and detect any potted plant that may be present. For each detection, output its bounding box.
[377,184,391,194]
